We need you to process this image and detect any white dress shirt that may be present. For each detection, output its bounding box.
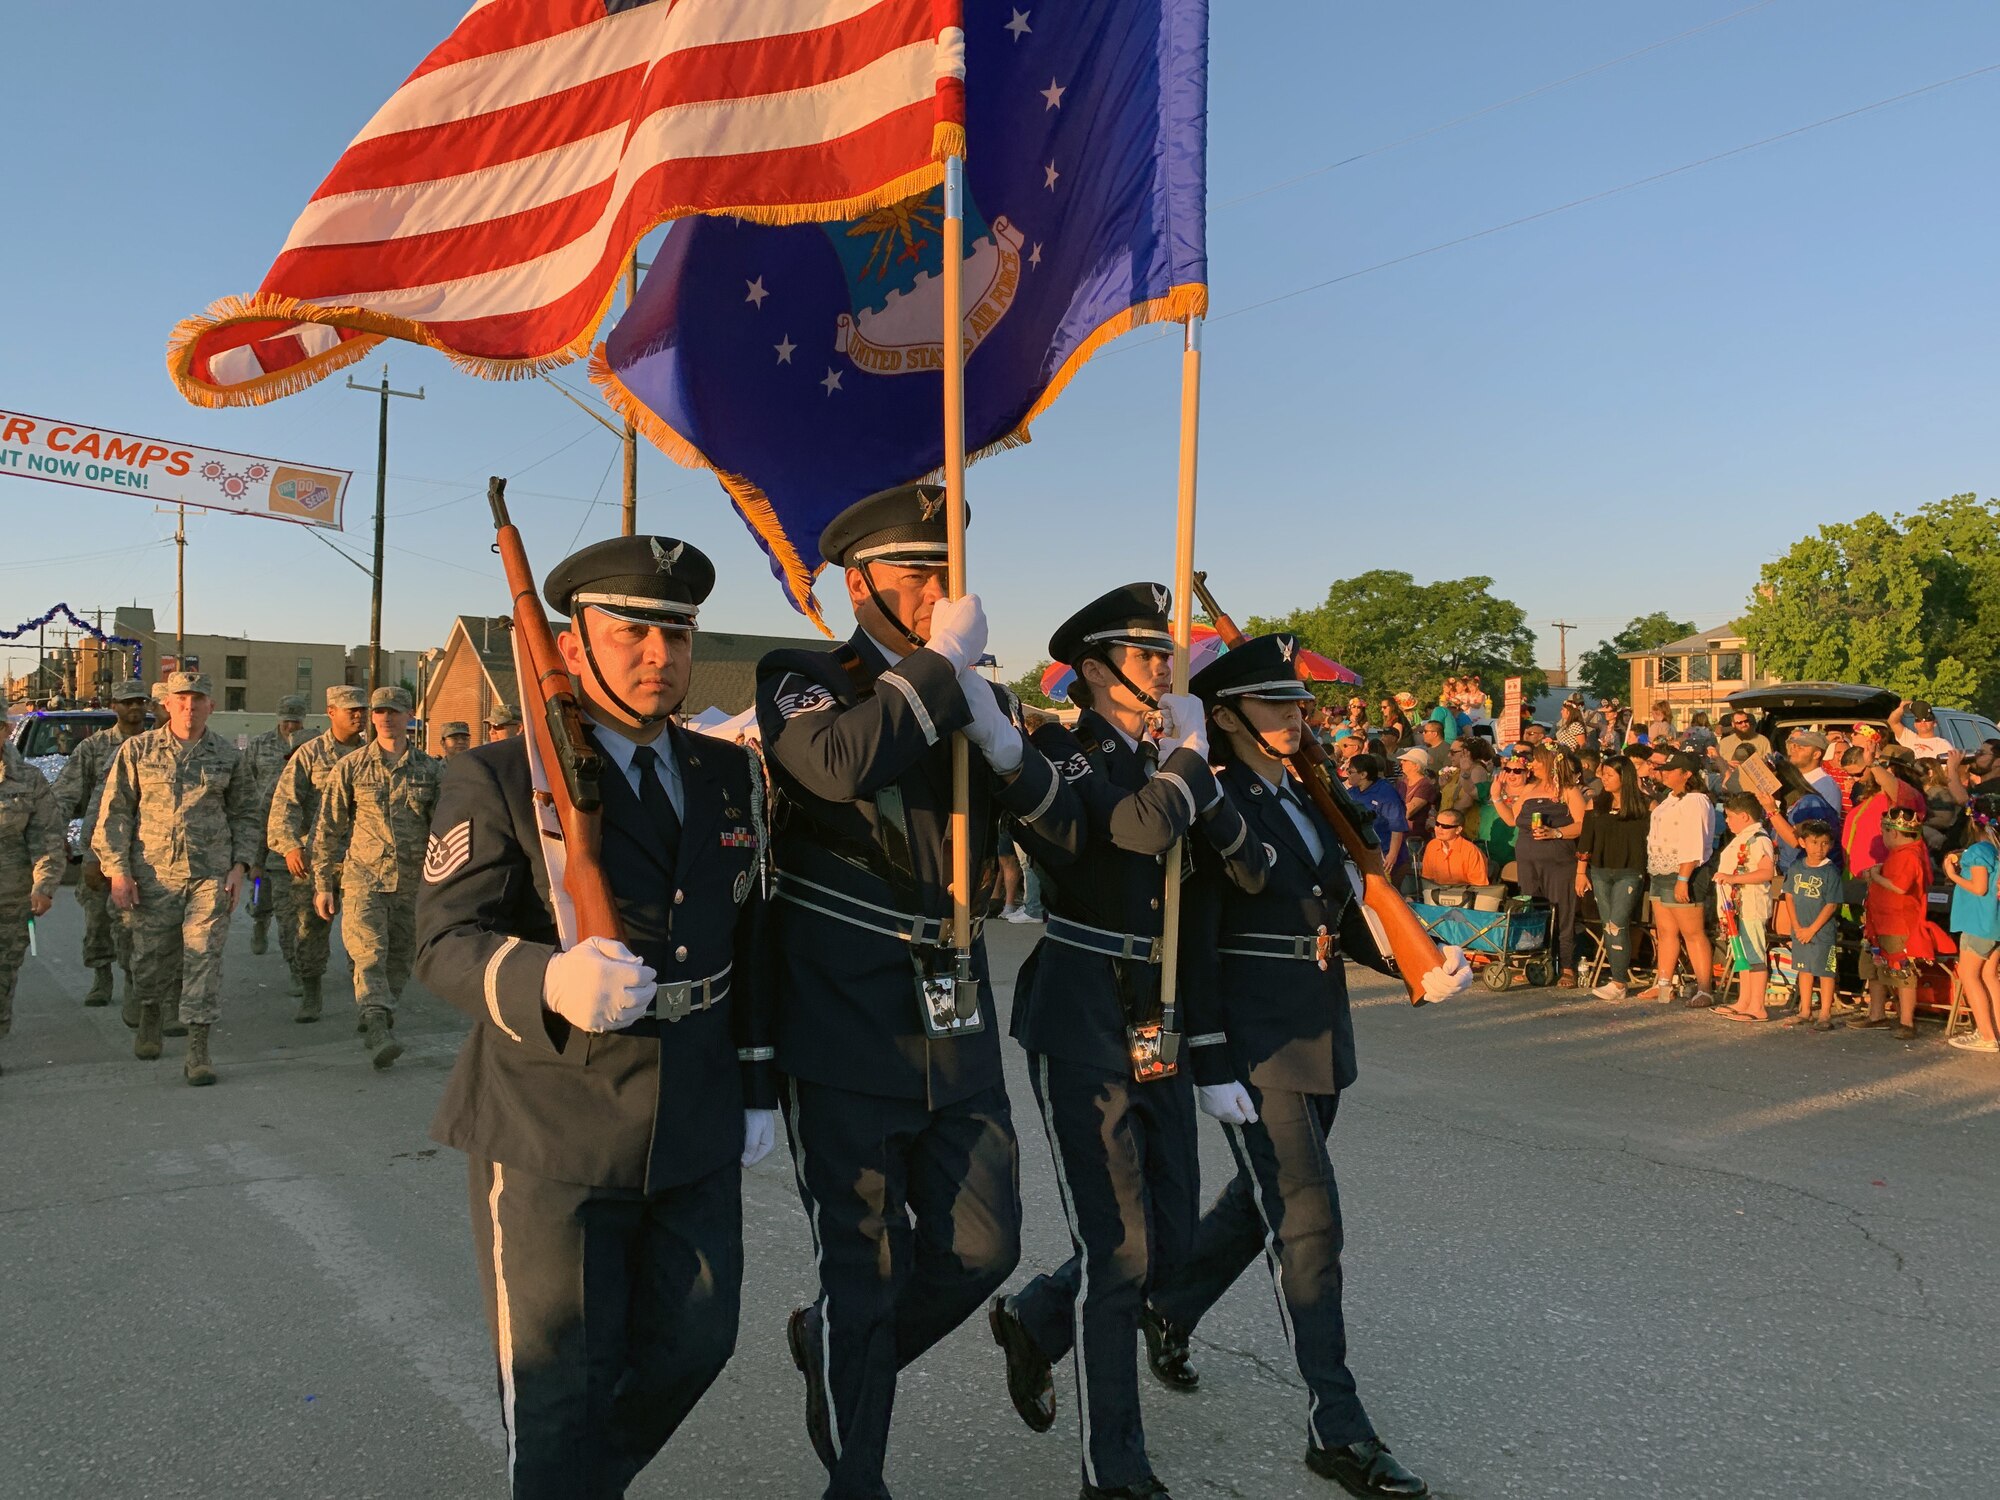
[589,716,685,821]
[1257,769,1325,864]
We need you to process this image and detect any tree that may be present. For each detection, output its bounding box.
[1007,660,1058,709]
[1576,613,1695,704]
[1246,570,1545,706]
[1740,494,1998,709]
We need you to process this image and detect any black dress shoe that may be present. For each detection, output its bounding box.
[1139,1304,1199,1392]
[987,1294,1056,1432]
[1306,1439,1429,1497]
[1081,1478,1171,1499]
[786,1304,837,1472]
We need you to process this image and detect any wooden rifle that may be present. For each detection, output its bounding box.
[488,477,622,942]
[1190,572,1448,1006]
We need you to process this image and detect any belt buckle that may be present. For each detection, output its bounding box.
[1314,926,1332,971]
[1125,934,1162,964]
[658,981,692,1023]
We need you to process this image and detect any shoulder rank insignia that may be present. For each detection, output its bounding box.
[423,821,472,884]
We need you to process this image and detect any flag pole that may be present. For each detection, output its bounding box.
[943,154,976,1010]
[1158,315,1203,1065]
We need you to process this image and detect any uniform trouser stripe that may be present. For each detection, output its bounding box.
[1223,1118,1325,1449]
[486,1164,520,1486]
[1035,1053,1097,1488]
[781,1087,841,1460]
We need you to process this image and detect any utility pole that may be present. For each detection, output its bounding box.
[346,364,425,692]
[622,251,640,537]
[176,511,186,666]
[1549,619,1577,685]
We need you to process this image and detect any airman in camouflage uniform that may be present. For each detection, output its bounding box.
[483,703,522,742]
[312,687,441,1069]
[244,694,309,961]
[50,680,150,1015]
[266,685,367,1022]
[440,721,472,757]
[91,671,260,1086]
[0,717,67,1077]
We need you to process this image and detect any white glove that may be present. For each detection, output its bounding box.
[1197,1082,1258,1125]
[1421,945,1472,1003]
[926,593,989,672]
[741,1109,778,1168]
[542,935,658,1033]
[1156,692,1209,760]
[959,669,1024,773]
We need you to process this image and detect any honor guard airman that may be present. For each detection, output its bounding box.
[485,703,522,742]
[415,534,775,1500]
[1147,634,1429,1499]
[756,483,1085,1500]
[312,687,441,1069]
[267,686,368,1020]
[0,714,66,1078]
[243,693,308,959]
[51,679,150,1014]
[441,721,473,757]
[92,671,260,1086]
[988,585,1267,1500]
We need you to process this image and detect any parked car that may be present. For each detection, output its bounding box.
[1722,683,2000,754]
[6,708,122,861]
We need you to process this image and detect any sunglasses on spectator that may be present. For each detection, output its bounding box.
[1435,822,1462,832]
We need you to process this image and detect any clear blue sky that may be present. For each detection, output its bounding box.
[3,1,1995,689]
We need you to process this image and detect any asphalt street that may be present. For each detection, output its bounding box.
[3,890,1997,1500]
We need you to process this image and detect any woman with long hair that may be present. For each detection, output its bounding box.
[1844,751,1927,879]
[1577,756,1651,1000]
[1492,743,1589,985]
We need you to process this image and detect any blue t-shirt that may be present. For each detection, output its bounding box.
[1351,779,1410,865]
[1427,705,1461,744]
[1950,841,2000,941]
[1777,793,1844,873]
[1783,861,1842,944]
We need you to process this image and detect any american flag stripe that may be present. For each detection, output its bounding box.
[169,0,965,408]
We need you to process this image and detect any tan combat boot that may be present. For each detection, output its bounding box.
[134,1004,163,1060]
[362,1007,403,1071]
[85,967,114,1007]
[121,987,142,1029]
[183,1024,216,1087]
[251,917,269,955]
[295,977,322,1024]
[161,1005,187,1039]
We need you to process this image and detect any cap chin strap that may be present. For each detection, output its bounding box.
[1087,649,1160,713]
[576,610,675,727]
[859,563,926,653]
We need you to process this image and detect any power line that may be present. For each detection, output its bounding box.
[1219,0,1785,209]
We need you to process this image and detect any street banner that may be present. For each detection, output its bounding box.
[0,409,349,529]
[1499,676,1525,746]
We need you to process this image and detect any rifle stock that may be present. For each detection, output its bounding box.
[488,477,622,944]
[1191,573,1446,1006]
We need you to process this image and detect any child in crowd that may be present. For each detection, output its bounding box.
[1942,793,2000,1053]
[1714,794,1777,1020]
[1850,806,1932,1039]
[1778,821,1842,1029]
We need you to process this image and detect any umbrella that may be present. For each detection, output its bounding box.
[1039,625,1359,703]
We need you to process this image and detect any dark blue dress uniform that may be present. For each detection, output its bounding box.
[1149,634,1428,1497]
[1000,586,1268,1497]
[415,536,774,1500]
[757,485,1085,1500]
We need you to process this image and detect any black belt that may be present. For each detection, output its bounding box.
[1046,915,1163,965]
[774,872,981,946]
[1218,928,1334,965]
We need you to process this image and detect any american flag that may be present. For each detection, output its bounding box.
[168,0,968,408]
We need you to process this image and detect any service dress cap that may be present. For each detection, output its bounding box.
[1190,632,1317,704]
[109,680,150,703]
[164,670,213,697]
[370,686,413,712]
[276,694,309,718]
[442,721,472,739]
[819,482,968,569]
[1048,582,1175,667]
[326,685,367,710]
[486,702,521,726]
[544,535,713,629]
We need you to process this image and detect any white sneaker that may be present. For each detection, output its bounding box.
[1001,906,1033,923]
[1947,1032,2000,1052]
[1591,981,1627,1001]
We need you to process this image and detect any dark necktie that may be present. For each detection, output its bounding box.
[630,743,682,866]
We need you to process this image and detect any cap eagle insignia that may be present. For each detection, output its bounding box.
[1151,584,1170,614]
[918,490,946,523]
[1278,636,1296,663]
[650,537,685,572]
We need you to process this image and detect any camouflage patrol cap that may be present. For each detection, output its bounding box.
[326,686,367,710]
[276,694,309,718]
[486,702,521,726]
[369,686,413,712]
[164,670,212,697]
[109,681,150,703]
[442,721,472,739]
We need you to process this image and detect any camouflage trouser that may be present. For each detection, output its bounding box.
[288,874,335,981]
[78,877,132,972]
[127,876,233,1026]
[343,886,415,1013]
[263,865,302,971]
[0,899,28,1034]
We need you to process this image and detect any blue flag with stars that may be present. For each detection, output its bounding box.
[594,0,1209,623]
